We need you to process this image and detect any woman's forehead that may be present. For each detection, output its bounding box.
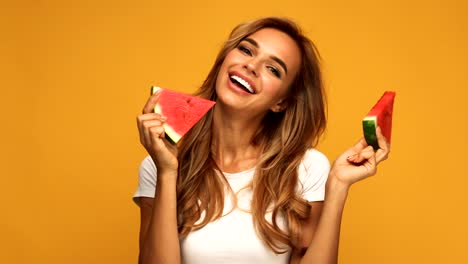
[245,28,301,76]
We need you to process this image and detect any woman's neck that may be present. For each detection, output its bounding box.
[211,106,264,173]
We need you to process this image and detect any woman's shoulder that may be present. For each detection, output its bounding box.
[297,149,330,201]
[138,155,157,183]
[301,148,330,168]
[140,155,156,172]
[133,156,158,205]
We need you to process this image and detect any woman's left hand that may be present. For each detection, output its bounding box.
[329,127,390,187]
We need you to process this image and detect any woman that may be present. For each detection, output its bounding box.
[134,17,389,264]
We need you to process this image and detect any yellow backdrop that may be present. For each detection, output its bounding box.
[1,0,467,263]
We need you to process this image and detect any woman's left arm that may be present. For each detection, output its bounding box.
[292,127,390,264]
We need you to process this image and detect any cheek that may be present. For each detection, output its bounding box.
[225,46,249,64]
[218,52,236,75]
[261,76,286,95]
[216,63,227,84]
[216,51,237,84]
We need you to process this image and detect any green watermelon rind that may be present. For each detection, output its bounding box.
[362,116,379,151]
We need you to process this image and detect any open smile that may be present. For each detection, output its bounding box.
[229,73,256,94]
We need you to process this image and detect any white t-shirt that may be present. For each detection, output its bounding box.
[133,149,330,264]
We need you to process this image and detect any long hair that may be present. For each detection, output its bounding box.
[176,17,327,254]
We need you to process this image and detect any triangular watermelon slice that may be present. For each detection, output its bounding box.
[362,91,396,150]
[151,86,216,144]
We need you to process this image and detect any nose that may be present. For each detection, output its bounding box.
[243,58,259,77]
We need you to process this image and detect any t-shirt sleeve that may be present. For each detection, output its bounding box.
[133,155,157,206]
[297,149,330,202]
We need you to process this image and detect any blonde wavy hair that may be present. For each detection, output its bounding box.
[176,17,327,254]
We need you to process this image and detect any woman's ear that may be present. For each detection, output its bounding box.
[270,98,288,113]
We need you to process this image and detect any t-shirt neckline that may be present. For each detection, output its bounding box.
[222,167,256,179]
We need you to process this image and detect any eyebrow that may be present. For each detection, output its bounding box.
[243,38,289,75]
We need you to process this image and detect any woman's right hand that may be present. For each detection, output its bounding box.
[136,89,178,174]
[328,127,390,189]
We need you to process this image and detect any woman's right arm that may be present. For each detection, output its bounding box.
[136,89,181,264]
[296,128,390,264]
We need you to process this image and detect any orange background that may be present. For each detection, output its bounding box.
[1,0,467,263]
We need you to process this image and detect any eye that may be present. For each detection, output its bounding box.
[267,66,281,78]
[238,45,252,56]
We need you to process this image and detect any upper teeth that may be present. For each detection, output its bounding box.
[231,75,254,93]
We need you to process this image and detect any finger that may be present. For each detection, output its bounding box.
[350,137,368,153]
[142,89,161,114]
[149,126,166,140]
[142,119,164,127]
[136,115,147,146]
[375,126,390,163]
[137,113,167,123]
[360,145,376,161]
[342,138,366,162]
[149,126,167,151]
[137,114,167,139]
[357,146,378,175]
[142,120,165,144]
[136,114,167,146]
[365,153,377,176]
[348,145,374,163]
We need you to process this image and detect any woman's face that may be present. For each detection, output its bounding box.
[215,28,301,116]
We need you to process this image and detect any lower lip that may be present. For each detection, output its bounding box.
[227,77,253,95]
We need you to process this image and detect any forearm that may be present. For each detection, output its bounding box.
[300,179,350,264]
[141,172,181,264]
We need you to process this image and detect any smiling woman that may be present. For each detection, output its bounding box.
[134,17,390,264]
[216,27,301,117]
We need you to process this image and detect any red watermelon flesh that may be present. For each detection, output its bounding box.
[362,91,396,150]
[152,86,216,144]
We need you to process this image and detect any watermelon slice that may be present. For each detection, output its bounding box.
[362,91,396,150]
[151,86,215,144]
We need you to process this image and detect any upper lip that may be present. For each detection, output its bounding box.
[228,70,257,94]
